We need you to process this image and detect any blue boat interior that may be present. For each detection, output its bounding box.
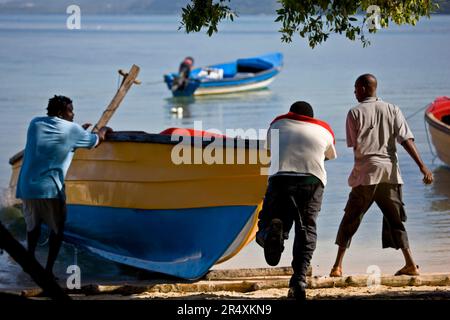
[187,52,282,80]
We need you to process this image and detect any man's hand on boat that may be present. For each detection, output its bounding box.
[81,123,113,144]
[97,126,113,144]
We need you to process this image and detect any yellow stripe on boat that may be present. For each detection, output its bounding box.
[10,139,268,210]
[216,201,262,264]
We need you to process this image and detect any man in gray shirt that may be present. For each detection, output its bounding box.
[330,74,433,277]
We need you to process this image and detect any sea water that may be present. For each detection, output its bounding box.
[0,14,449,288]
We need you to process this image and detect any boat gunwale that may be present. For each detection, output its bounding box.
[9,131,266,165]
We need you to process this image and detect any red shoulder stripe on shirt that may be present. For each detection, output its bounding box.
[271,112,335,143]
[160,127,226,138]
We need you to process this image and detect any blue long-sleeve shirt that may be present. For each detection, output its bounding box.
[16,116,98,199]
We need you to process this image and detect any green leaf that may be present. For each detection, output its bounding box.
[180,0,434,48]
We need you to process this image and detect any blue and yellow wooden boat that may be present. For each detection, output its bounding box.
[164,53,283,97]
[9,131,268,280]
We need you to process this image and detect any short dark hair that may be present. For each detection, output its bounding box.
[289,101,314,117]
[355,73,377,89]
[47,95,72,116]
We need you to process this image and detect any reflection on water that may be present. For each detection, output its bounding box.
[164,89,275,118]
[166,88,274,104]
[430,166,450,201]
[162,88,283,132]
[426,166,450,246]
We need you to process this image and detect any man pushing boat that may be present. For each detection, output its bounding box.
[256,101,337,300]
[15,95,111,279]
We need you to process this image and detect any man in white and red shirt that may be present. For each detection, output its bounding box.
[256,101,336,300]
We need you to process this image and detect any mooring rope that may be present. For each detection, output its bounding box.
[424,117,438,162]
[146,79,164,85]
[118,74,162,90]
[406,104,429,120]
[405,103,438,162]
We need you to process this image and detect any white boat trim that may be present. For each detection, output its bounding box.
[194,77,276,96]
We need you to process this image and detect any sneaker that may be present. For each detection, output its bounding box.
[287,283,306,301]
[264,219,284,266]
[255,228,267,248]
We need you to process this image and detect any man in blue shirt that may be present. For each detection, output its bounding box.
[16,95,111,278]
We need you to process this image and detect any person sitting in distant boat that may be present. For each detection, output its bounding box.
[171,56,194,92]
[256,101,337,300]
[329,74,434,279]
[15,95,112,279]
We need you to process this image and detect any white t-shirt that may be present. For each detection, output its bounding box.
[266,112,337,186]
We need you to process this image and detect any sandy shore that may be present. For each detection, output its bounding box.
[14,284,447,300]
[6,268,449,300]
[128,285,450,300]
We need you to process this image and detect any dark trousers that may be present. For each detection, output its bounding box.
[258,175,324,287]
[335,183,410,250]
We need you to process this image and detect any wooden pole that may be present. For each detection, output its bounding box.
[92,64,141,133]
[205,266,312,280]
[0,222,70,300]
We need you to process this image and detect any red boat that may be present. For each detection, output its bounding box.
[425,96,450,166]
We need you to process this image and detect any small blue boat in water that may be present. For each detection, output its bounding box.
[164,53,283,97]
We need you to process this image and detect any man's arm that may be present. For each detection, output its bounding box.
[346,110,357,148]
[325,141,337,161]
[401,138,433,184]
[73,124,112,149]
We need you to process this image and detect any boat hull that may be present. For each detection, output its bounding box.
[194,74,277,96]
[425,97,450,167]
[64,204,257,279]
[9,132,268,279]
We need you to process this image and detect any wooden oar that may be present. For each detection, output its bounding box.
[92,64,141,133]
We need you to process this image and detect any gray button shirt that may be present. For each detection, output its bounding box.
[346,97,414,187]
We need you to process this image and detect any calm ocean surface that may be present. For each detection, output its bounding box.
[0,14,449,288]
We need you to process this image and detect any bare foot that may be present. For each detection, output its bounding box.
[329,266,342,277]
[395,265,420,276]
